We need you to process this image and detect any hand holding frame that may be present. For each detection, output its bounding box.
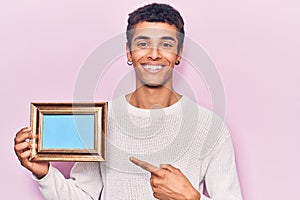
[14,127,49,179]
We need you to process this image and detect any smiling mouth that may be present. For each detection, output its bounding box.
[142,64,165,73]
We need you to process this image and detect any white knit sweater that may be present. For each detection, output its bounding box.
[36,96,242,200]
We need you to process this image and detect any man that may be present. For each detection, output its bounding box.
[14,3,242,199]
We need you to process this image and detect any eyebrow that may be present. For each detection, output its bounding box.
[133,36,177,42]
[134,36,150,41]
[161,36,176,42]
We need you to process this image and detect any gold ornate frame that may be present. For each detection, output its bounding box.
[29,102,107,162]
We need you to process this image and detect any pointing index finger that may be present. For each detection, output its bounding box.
[129,156,159,173]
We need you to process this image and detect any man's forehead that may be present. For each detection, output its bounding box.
[131,27,178,40]
[130,21,179,39]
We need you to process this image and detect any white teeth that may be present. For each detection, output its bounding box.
[143,65,164,71]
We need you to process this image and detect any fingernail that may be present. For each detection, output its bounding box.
[129,156,136,162]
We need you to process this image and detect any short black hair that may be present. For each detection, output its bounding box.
[126,3,185,53]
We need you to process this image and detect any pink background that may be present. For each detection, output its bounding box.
[1,0,299,199]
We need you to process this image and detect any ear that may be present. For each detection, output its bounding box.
[176,47,183,63]
[126,43,132,62]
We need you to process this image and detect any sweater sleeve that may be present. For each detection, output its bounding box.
[201,137,243,200]
[35,162,103,200]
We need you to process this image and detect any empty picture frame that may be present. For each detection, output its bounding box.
[30,102,108,162]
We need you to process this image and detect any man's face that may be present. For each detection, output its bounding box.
[127,22,182,88]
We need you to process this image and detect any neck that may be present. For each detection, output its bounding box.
[126,85,182,109]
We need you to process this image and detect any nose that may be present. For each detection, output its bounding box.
[147,46,162,60]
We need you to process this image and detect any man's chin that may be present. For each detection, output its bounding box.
[137,77,170,88]
[140,80,168,88]
[143,83,164,88]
